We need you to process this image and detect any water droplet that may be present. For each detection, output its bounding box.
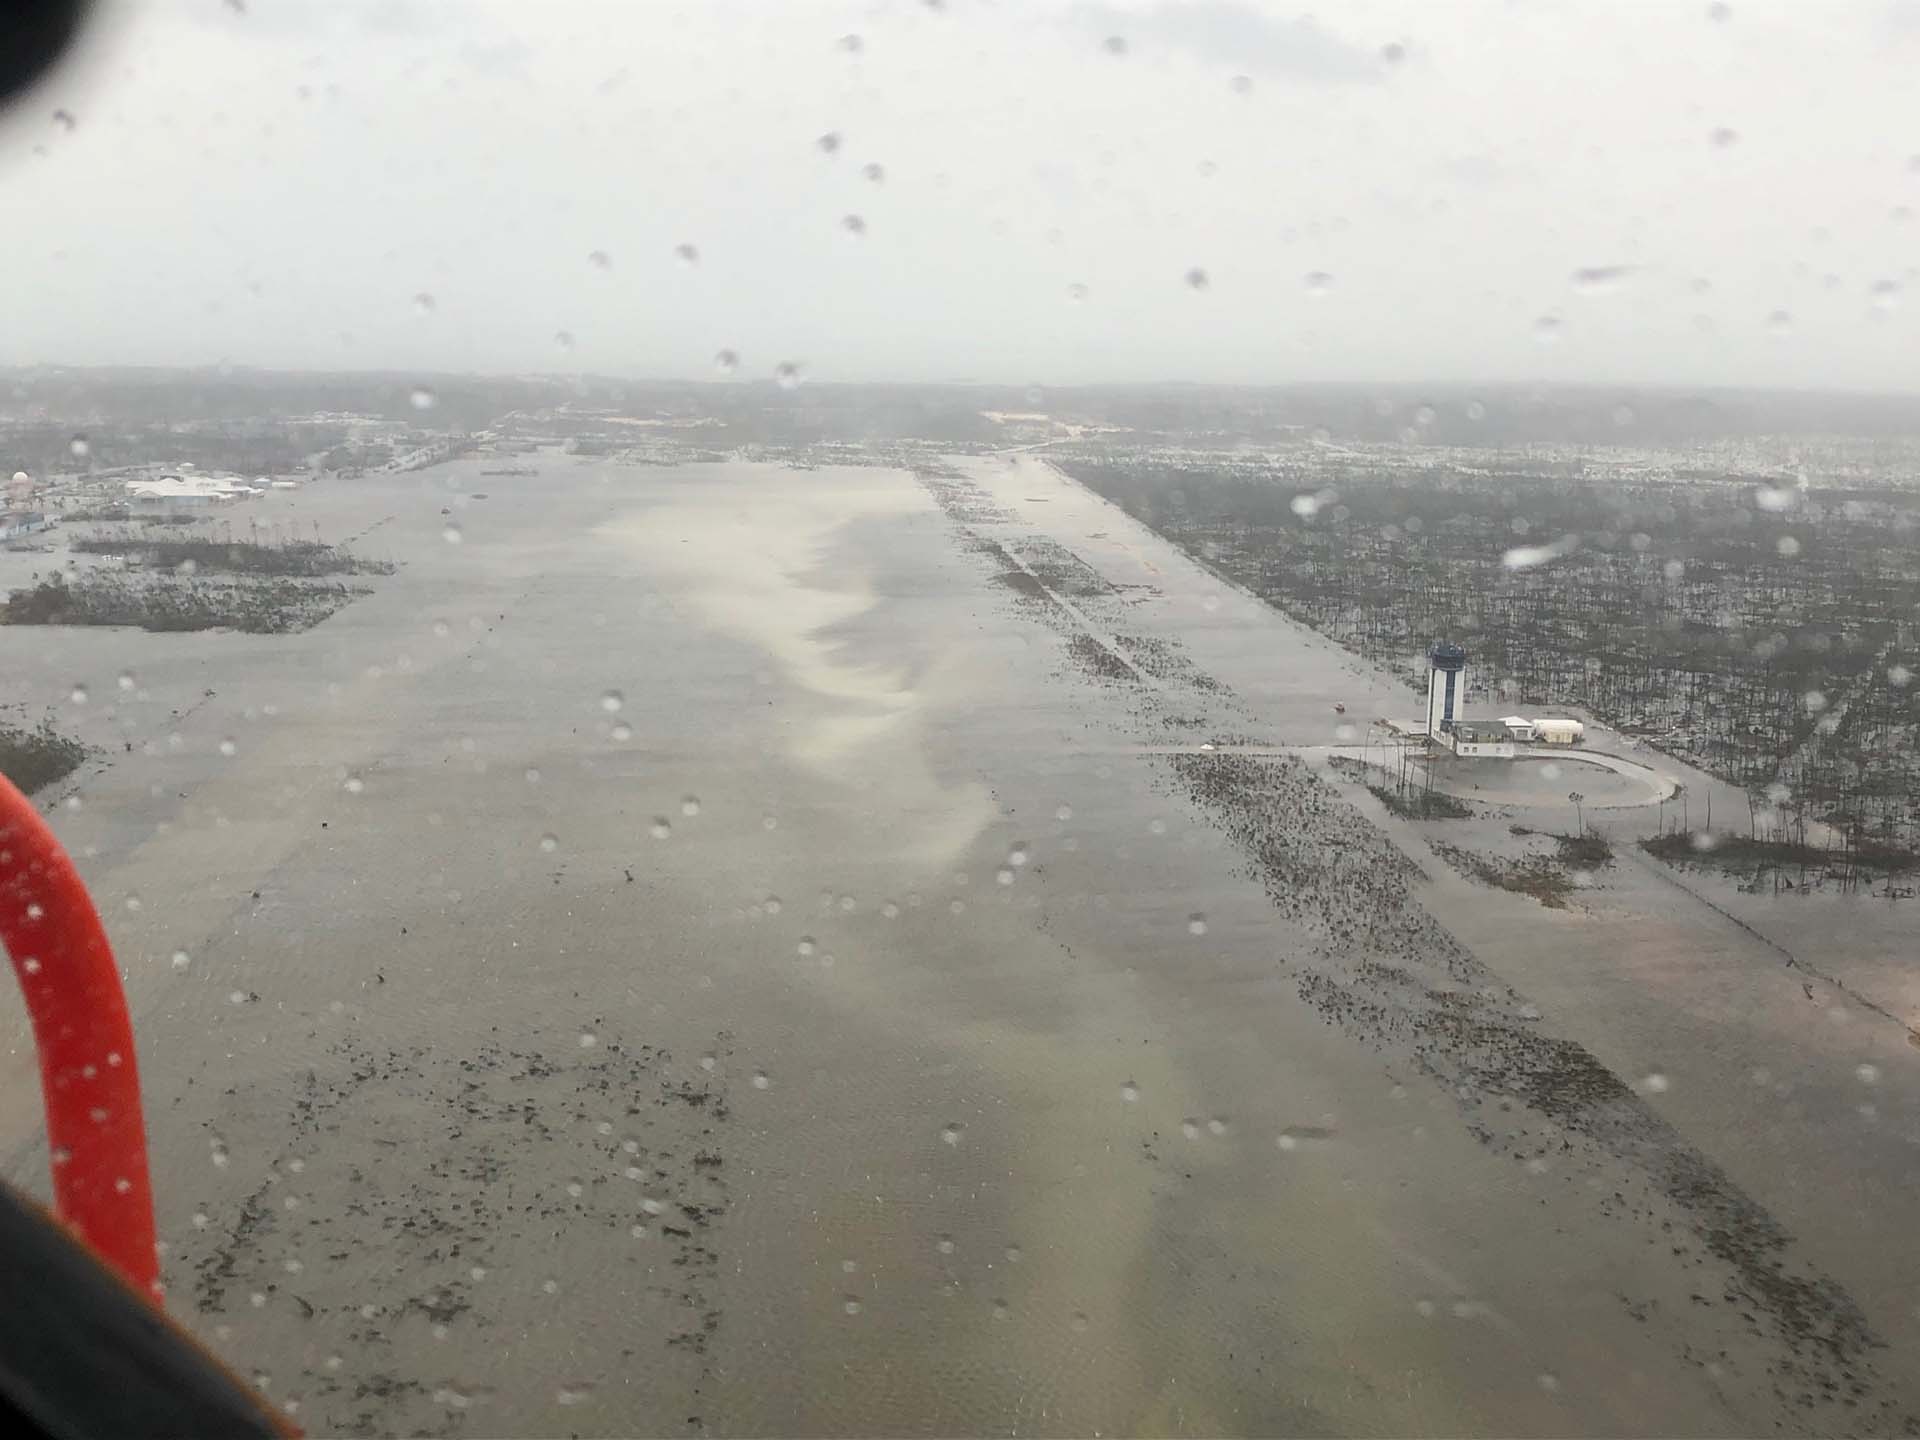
[839,33,863,53]
[796,936,817,957]
[1870,278,1900,311]
[775,362,803,390]
[69,435,89,459]
[1856,1063,1880,1084]
[1709,125,1739,148]
[412,292,436,316]
[1537,1371,1562,1393]
[1119,1081,1140,1103]
[1229,73,1253,94]
[713,349,738,374]
[1532,313,1562,343]
[1775,535,1801,558]
[409,384,438,412]
[995,868,1015,886]
[610,721,633,741]
[539,834,559,854]
[587,250,611,269]
[1642,1072,1670,1094]
[680,795,701,817]
[1184,267,1210,291]
[1187,913,1208,936]
[751,1070,771,1089]
[673,242,699,267]
[554,329,574,350]
[69,684,88,704]
[841,214,867,236]
[1067,282,1089,302]
[171,950,191,972]
[1102,34,1128,55]
[343,776,365,794]
[1766,308,1793,336]
[936,1235,956,1254]
[116,671,135,691]
[861,161,885,183]
[578,1032,598,1049]
[940,1122,964,1145]
[21,956,42,976]
[1380,40,1406,64]
[1303,270,1333,295]
[816,132,842,155]
[991,1299,1011,1321]
[842,1297,863,1315]
[1571,265,1633,294]
[218,737,237,757]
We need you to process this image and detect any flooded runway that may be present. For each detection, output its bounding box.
[4,453,1915,1435]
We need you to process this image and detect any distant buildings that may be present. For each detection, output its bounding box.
[123,473,254,504]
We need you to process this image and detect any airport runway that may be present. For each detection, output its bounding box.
[3,452,1915,1436]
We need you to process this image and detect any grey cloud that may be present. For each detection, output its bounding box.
[1067,1,1379,81]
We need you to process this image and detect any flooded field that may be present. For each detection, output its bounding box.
[4,451,1917,1436]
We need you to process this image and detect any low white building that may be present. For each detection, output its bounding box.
[1533,717,1586,746]
[1441,720,1517,758]
[124,473,255,505]
[1500,715,1536,742]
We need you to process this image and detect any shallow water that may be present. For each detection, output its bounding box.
[2,453,1914,1436]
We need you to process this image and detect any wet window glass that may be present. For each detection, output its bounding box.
[2,1,1918,1434]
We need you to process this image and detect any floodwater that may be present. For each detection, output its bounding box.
[3,452,1916,1436]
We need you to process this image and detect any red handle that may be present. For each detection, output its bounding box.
[0,773,159,1299]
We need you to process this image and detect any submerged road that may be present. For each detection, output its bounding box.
[2,451,1915,1436]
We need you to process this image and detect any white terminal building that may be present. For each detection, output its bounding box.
[1424,642,1584,756]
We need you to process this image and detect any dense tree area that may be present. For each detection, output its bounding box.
[1062,455,1920,846]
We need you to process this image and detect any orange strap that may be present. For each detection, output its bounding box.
[0,773,159,1299]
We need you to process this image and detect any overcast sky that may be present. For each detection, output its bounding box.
[2,0,1917,389]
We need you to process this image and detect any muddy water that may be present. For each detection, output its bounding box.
[1,453,1912,1435]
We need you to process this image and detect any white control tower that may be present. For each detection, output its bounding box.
[1426,642,1467,737]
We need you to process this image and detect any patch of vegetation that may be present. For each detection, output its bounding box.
[1511,824,1614,866]
[1065,631,1136,682]
[1642,830,1915,877]
[1431,841,1577,909]
[2,573,365,634]
[1368,782,1473,820]
[0,719,88,795]
[71,531,392,577]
